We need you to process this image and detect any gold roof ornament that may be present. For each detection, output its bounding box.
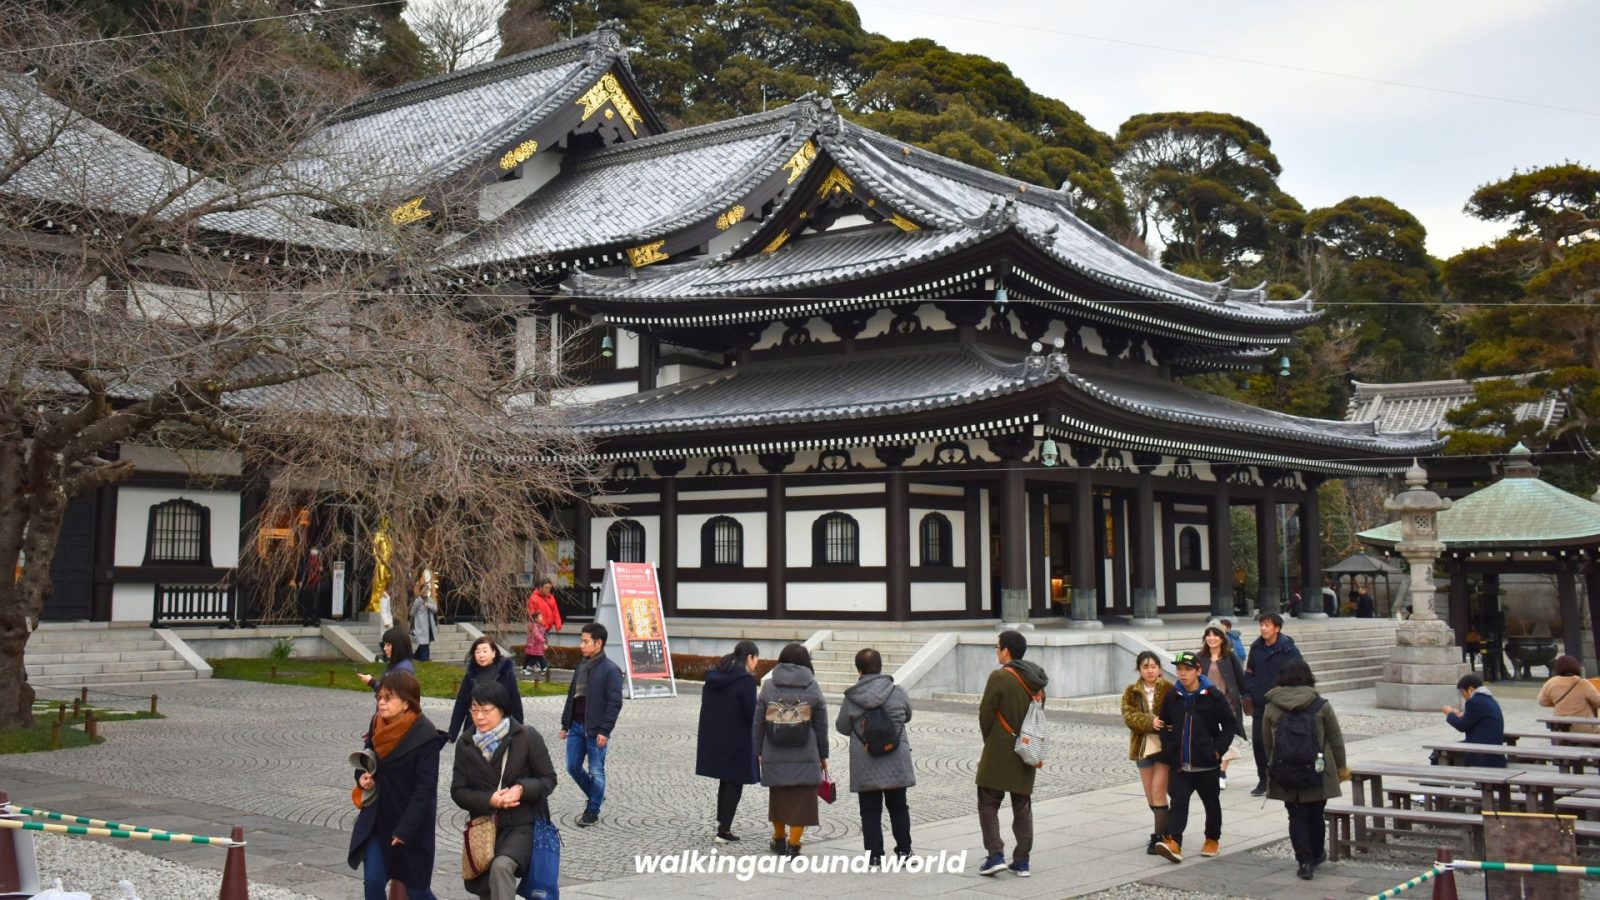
[576,73,644,135]
[499,139,539,171]
[388,197,431,226]
[627,240,668,267]
[782,141,817,184]
[716,205,747,231]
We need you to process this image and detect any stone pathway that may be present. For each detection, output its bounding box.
[1,678,1585,898]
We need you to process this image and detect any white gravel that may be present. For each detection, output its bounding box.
[28,832,319,900]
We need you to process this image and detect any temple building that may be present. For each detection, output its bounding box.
[15,27,1443,626]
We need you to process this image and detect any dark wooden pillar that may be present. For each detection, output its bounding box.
[1029,486,1048,615]
[1299,481,1324,618]
[1130,456,1159,622]
[1558,561,1584,666]
[1257,476,1281,615]
[1448,559,1471,644]
[1587,563,1600,676]
[877,446,913,621]
[964,485,984,615]
[573,499,591,607]
[988,435,1033,624]
[1068,446,1101,627]
[1209,466,1233,617]
[652,458,684,616]
[759,453,793,619]
[636,330,658,392]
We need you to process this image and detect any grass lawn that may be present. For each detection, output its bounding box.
[207,657,567,699]
[0,706,163,754]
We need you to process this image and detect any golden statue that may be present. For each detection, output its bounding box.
[367,521,392,613]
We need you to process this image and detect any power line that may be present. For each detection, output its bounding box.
[0,1,408,57]
[853,1,1600,119]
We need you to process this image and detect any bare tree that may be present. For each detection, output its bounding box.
[407,0,505,72]
[0,4,586,728]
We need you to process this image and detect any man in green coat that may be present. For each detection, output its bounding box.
[976,629,1049,878]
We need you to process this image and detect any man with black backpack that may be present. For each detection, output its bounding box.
[836,648,916,867]
[1154,651,1236,864]
[1262,658,1348,881]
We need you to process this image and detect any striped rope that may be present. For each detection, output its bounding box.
[1367,864,1441,899]
[0,816,241,847]
[1449,860,1600,877]
[8,804,174,836]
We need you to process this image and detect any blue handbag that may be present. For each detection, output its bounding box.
[517,816,561,899]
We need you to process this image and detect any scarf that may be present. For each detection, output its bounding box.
[371,710,418,759]
[473,715,512,762]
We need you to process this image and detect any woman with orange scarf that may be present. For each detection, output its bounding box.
[347,670,445,900]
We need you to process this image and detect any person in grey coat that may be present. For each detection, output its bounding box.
[753,643,829,857]
[835,648,915,866]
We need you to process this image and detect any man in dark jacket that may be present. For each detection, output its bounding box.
[1245,613,1302,795]
[560,623,624,826]
[1444,673,1506,767]
[1154,651,1236,863]
[976,630,1049,878]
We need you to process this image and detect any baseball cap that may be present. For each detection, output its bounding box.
[1171,651,1200,669]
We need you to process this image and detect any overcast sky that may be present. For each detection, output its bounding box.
[851,0,1600,259]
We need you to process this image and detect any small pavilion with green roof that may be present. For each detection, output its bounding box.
[1360,444,1600,669]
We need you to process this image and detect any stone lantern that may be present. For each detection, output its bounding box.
[1375,460,1468,710]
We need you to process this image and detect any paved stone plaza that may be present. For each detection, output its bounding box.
[0,676,1584,898]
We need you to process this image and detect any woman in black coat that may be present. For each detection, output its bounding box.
[347,670,444,900]
[695,640,760,843]
[448,636,525,742]
[451,681,559,899]
[358,626,415,694]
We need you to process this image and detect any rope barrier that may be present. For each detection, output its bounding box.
[7,804,175,837]
[1445,859,1600,877]
[0,817,242,847]
[1367,863,1443,899]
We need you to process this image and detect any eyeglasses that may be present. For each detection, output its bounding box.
[469,705,498,715]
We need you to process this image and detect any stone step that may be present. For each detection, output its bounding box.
[809,649,917,665]
[29,669,205,687]
[826,632,937,645]
[27,638,171,652]
[26,656,188,677]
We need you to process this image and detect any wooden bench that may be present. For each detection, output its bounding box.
[1385,782,1486,812]
[1557,796,1600,821]
[1325,804,1483,861]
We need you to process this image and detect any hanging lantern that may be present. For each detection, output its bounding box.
[1040,437,1059,467]
[601,334,615,358]
[1279,354,1291,377]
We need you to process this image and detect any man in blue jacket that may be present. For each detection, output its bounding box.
[1443,673,1505,767]
[1153,652,1237,863]
[1244,613,1302,796]
[561,623,625,825]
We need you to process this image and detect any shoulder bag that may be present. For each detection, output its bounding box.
[994,667,1048,768]
[462,747,509,879]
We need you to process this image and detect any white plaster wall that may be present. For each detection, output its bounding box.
[552,382,639,405]
[979,489,992,608]
[677,512,767,568]
[112,583,155,623]
[677,582,766,611]
[1154,504,1167,599]
[910,508,965,567]
[589,514,660,569]
[1177,582,1211,608]
[909,485,962,497]
[658,363,718,387]
[679,489,767,501]
[478,151,561,220]
[788,583,886,613]
[911,582,966,613]
[614,329,640,368]
[786,508,886,566]
[114,487,241,568]
[789,483,883,497]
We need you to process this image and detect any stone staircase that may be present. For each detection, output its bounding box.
[339,619,479,663]
[25,623,208,688]
[809,630,933,695]
[1142,618,1399,694]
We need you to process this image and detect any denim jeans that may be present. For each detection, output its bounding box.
[361,836,438,900]
[566,721,608,814]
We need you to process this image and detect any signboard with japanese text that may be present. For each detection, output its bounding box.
[594,561,675,699]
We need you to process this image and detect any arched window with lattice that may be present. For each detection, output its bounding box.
[606,519,646,563]
[919,512,952,566]
[144,498,212,566]
[1178,526,1203,571]
[812,512,859,566]
[701,516,743,567]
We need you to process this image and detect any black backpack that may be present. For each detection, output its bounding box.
[854,705,899,757]
[1269,698,1326,790]
[765,699,814,747]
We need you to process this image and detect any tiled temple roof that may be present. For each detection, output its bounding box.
[569,343,1441,460]
[0,77,376,253]
[1361,450,1600,548]
[1346,374,1565,435]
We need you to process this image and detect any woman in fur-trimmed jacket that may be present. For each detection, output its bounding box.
[1121,650,1174,856]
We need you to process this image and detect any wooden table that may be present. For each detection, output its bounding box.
[1539,716,1600,729]
[1349,762,1520,838]
[1426,742,1600,774]
[1506,729,1600,748]
[1507,769,1600,812]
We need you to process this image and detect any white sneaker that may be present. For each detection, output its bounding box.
[1219,774,1228,790]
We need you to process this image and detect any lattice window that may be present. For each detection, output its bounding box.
[144,499,211,566]
[1178,526,1203,570]
[919,513,952,566]
[606,519,645,563]
[701,516,743,567]
[812,512,859,566]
